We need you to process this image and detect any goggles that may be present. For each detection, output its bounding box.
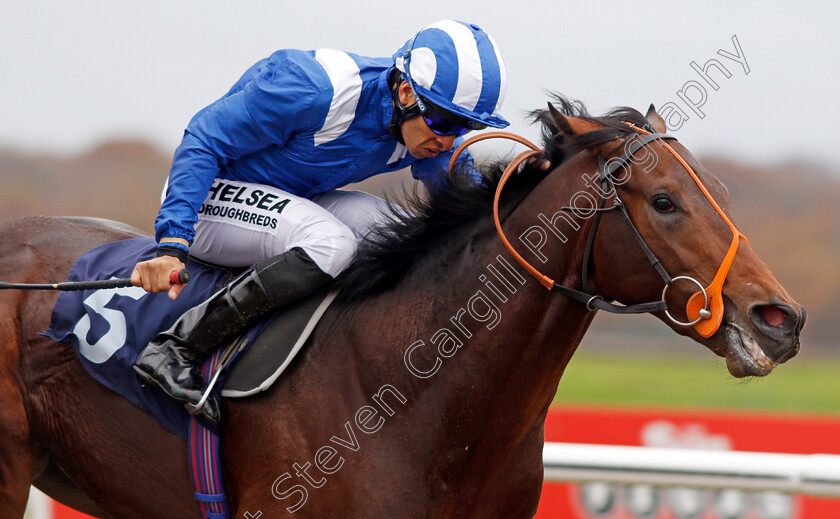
[421,99,487,136]
[402,73,487,137]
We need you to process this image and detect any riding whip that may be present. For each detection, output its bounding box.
[0,269,189,291]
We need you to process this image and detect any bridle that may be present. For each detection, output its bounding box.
[449,126,748,338]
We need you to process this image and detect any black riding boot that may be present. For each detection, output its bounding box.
[133,247,333,423]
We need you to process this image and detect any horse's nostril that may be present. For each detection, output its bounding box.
[751,303,799,335]
[759,305,786,328]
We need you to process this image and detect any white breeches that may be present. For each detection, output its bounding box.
[185,179,391,277]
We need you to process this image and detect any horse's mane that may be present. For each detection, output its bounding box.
[335,94,655,301]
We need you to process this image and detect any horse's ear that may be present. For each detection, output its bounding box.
[645,104,667,133]
[547,102,573,135]
[547,102,603,136]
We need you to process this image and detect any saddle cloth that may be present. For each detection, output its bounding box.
[42,237,336,438]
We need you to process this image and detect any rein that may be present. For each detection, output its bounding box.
[449,127,747,338]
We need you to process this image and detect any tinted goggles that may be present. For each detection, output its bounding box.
[404,77,486,136]
[419,99,487,137]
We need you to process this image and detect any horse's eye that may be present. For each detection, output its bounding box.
[652,196,676,213]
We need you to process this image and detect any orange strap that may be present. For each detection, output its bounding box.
[493,149,554,289]
[629,126,749,337]
[449,133,555,289]
[449,131,541,180]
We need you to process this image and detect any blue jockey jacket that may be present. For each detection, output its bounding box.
[155,48,475,246]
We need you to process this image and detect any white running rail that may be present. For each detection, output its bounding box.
[543,442,840,497]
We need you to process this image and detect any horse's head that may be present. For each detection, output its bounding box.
[535,101,804,377]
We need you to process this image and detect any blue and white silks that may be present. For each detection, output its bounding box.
[155,49,476,246]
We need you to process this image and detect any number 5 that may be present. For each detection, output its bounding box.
[72,284,147,364]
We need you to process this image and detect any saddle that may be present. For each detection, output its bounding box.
[222,288,336,397]
[43,237,337,438]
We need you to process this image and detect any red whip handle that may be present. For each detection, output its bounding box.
[170,269,190,285]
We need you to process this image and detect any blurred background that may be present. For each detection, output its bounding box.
[5,1,839,517]
[2,0,836,361]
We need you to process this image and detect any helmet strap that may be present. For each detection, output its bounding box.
[387,69,421,145]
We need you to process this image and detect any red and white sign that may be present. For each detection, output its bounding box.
[536,406,840,519]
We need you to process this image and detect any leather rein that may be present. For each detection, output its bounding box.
[448,127,748,338]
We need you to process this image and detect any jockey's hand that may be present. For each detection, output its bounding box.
[131,256,187,300]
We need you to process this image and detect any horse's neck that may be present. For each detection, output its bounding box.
[339,195,594,459]
[414,235,590,425]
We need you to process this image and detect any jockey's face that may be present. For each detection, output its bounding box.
[397,81,457,159]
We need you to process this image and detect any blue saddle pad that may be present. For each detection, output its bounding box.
[43,237,254,438]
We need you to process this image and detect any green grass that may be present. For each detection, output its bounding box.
[552,352,840,415]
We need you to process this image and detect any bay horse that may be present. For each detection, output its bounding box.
[0,99,804,518]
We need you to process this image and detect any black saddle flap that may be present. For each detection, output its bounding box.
[222,290,337,398]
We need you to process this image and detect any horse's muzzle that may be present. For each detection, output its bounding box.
[747,302,805,364]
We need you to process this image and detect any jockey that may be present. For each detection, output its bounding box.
[131,20,509,423]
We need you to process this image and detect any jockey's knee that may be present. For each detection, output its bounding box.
[289,221,357,278]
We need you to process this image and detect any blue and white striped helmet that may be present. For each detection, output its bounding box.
[393,20,509,129]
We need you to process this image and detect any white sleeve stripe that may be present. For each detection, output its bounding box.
[387,142,407,165]
[313,49,363,146]
[427,20,482,112]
